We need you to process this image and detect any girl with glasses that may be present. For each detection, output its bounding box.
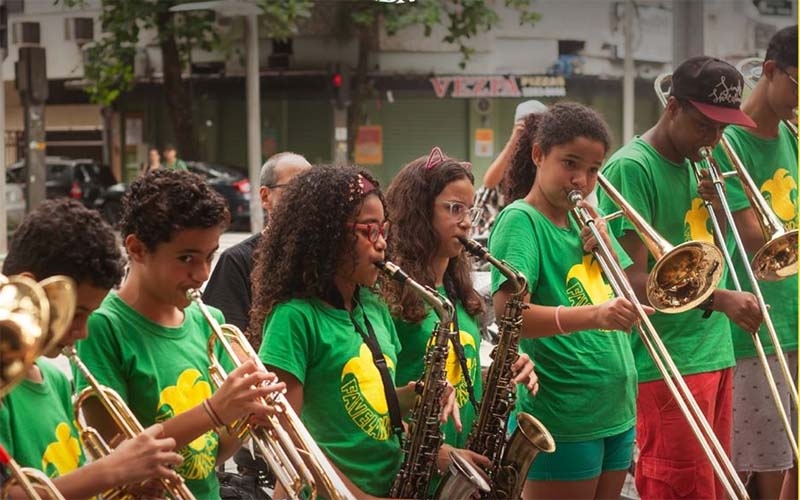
[381,149,538,490]
[249,164,466,498]
[493,102,645,499]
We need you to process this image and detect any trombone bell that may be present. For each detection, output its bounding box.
[752,229,799,281]
[647,241,724,313]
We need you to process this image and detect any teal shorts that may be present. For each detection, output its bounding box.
[526,426,635,481]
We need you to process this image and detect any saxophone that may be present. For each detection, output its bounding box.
[441,237,555,499]
[377,261,490,500]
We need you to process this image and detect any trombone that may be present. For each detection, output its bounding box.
[736,57,798,135]
[187,289,356,500]
[0,275,74,500]
[655,73,799,455]
[65,346,196,500]
[570,190,750,500]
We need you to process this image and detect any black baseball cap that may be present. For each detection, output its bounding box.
[671,56,756,128]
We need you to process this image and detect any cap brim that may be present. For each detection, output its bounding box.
[690,100,756,128]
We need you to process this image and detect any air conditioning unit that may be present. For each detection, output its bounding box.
[65,18,95,46]
[12,21,40,46]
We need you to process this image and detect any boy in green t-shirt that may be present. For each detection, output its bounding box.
[599,57,763,499]
[710,25,798,499]
[0,198,185,499]
[74,169,285,500]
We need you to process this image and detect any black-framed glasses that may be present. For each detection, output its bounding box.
[440,201,479,223]
[777,66,798,95]
[349,221,389,243]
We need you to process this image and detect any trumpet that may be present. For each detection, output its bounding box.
[0,276,55,398]
[656,72,799,456]
[65,346,196,500]
[0,444,66,500]
[187,289,356,500]
[0,275,71,500]
[570,190,750,500]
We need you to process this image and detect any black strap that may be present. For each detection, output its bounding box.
[349,301,405,441]
[444,293,480,413]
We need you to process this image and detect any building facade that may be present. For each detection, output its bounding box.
[4,0,796,185]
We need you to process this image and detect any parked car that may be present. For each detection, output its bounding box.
[6,156,126,226]
[185,161,251,231]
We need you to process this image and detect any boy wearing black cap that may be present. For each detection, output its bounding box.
[598,56,763,499]
[711,25,798,499]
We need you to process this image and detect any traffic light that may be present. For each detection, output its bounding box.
[329,64,350,109]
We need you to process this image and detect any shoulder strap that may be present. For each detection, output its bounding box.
[349,303,405,441]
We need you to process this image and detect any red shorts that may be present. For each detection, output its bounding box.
[635,368,733,500]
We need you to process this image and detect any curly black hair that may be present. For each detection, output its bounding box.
[766,25,797,70]
[120,169,230,250]
[503,102,612,202]
[3,199,124,289]
[248,165,385,349]
[382,154,482,323]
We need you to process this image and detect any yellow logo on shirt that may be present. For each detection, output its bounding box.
[565,254,614,306]
[341,344,395,441]
[684,198,714,243]
[441,330,477,408]
[41,422,81,477]
[158,368,218,480]
[761,168,797,229]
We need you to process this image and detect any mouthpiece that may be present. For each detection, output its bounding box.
[568,190,583,204]
[458,236,490,260]
[375,261,409,284]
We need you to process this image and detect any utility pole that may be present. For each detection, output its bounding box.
[16,46,47,212]
[0,2,7,255]
[673,0,705,66]
[622,0,635,142]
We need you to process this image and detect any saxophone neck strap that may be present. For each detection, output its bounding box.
[349,297,405,442]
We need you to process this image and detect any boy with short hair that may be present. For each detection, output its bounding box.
[599,56,763,499]
[0,198,184,499]
[711,25,798,499]
[75,169,283,499]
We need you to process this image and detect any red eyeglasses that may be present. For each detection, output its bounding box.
[348,221,389,243]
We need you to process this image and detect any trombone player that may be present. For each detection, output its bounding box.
[598,56,762,499]
[0,199,184,499]
[710,25,798,499]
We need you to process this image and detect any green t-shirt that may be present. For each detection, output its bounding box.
[600,137,736,382]
[393,289,483,449]
[487,200,637,442]
[0,360,85,478]
[258,288,403,497]
[74,292,226,500]
[164,159,188,171]
[711,122,798,358]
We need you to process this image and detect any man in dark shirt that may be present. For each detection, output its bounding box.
[203,152,311,331]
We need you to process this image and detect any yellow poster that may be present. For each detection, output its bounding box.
[355,126,383,165]
[474,128,494,158]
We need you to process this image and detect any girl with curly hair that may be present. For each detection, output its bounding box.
[251,164,469,498]
[381,147,538,479]
[491,102,647,499]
